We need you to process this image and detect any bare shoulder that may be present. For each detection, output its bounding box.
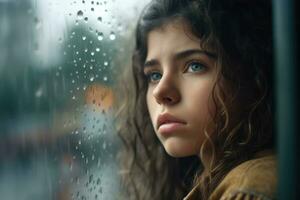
[209,154,277,200]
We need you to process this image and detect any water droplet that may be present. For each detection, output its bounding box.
[97,32,104,41]
[117,23,123,31]
[97,17,102,22]
[82,36,86,40]
[91,7,94,11]
[89,75,95,82]
[72,96,76,100]
[96,48,100,52]
[103,76,108,81]
[35,88,43,98]
[77,10,84,20]
[34,17,42,29]
[109,32,116,40]
[84,17,88,22]
[91,52,95,56]
[89,175,93,183]
[104,61,108,66]
[96,178,101,185]
[78,140,81,145]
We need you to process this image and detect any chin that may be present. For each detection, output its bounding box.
[163,138,197,158]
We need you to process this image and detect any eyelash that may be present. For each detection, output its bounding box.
[144,61,207,83]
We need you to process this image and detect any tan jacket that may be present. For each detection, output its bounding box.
[184,152,277,200]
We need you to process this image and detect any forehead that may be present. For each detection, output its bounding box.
[146,19,201,59]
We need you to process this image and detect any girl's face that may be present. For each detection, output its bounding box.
[144,20,218,157]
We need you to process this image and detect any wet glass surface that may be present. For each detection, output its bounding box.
[0,0,150,199]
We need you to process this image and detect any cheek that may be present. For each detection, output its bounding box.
[186,83,216,125]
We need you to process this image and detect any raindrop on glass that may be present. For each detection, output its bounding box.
[96,48,100,52]
[97,32,104,41]
[89,175,93,183]
[97,17,102,22]
[34,17,42,29]
[35,88,43,98]
[77,10,84,20]
[96,178,101,185]
[84,17,88,22]
[103,76,108,81]
[82,36,87,40]
[89,75,95,82]
[109,32,116,40]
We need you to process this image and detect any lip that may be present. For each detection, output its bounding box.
[157,113,187,134]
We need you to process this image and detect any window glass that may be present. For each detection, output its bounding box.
[0,0,150,199]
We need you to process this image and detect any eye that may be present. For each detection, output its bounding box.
[186,61,206,73]
[145,71,162,83]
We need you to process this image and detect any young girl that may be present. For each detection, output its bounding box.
[116,0,276,199]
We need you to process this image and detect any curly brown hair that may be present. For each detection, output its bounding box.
[114,0,274,199]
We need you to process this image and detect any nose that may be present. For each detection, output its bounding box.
[152,73,181,105]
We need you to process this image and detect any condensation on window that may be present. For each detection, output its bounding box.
[0,0,150,199]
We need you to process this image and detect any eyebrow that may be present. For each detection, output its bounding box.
[144,49,217,68]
